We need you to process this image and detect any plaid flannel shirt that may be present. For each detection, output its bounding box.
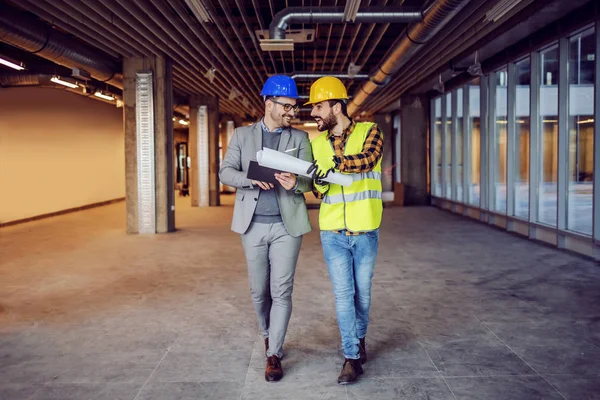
[312,120,384,235]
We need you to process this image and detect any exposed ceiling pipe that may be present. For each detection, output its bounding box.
[291,72,370,80]
[0,4,122,88]
[365,0,533,113]
[0,73,45,87]
[268,7,423,40]
[348,0,471,115]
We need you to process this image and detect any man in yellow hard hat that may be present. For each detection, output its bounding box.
[305,76,384,384]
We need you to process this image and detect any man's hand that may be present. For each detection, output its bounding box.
[275,172,297,191]
[252,180,274,190]
[307,156,336,179]
[314,178,329,194]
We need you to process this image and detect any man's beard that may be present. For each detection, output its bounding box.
[317,111,337,132]
[271,109,293,128]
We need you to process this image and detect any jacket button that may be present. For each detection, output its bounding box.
[254,198,258,201]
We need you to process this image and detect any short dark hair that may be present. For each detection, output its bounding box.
[328,100,349,118]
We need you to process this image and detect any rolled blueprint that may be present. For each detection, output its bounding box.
[256,148,353,187]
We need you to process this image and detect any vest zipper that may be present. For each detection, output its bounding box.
[332,131,349,232]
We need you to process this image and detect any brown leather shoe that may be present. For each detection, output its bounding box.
[265,355,283,382]
[264,337,269,358]
[359,337,367,364]
[337,358,363,384]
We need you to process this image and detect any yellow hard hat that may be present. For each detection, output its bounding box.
[304,76,348,105]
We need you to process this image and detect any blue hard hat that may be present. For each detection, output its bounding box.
[260,75,300,99]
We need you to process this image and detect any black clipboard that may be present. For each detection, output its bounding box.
[247,160,282,184]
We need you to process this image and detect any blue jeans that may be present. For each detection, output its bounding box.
[320,229,379,359]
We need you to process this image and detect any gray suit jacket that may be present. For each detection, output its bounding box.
[219,122,313,237]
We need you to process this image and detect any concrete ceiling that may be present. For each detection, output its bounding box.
[2,0,590,120]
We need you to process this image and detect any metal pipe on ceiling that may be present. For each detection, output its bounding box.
[363,0,507,113]
[0,3,122,88]
[20,0,132,59]
[291,72,369,80]
[0,73,45,87]
[347,0,471,115]
[269,6,423,40]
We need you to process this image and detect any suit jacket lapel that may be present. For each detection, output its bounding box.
[277,128,291,152]
[252,123,262,159]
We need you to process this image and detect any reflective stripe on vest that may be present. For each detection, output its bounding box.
[323,190,382,205]
[352,171,381,181]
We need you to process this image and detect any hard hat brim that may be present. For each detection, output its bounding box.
[303,98,347,106]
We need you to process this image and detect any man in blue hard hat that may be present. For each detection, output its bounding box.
[219,75,313,382]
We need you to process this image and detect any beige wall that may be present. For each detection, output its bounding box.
[0,87,124,223]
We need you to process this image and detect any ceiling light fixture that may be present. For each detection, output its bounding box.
[178,119,189,125]
[94,91,115,101]
[485,0,524,23]
[184,0,212,23]
[259,39,295,52]
[433,75,444,94]
[51,76,79,89]
[0,56,25,71]
[343,0,361,22]
[467,51,483,76]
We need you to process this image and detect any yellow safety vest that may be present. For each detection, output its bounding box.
[311,122,383,232]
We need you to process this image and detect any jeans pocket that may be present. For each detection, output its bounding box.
[366,229,379,238]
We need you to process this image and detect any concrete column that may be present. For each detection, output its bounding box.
[123,56,175,234]
[400,95,430,205]
[220,119,236,194]
[373,114,393,193]
[189,95,220,206]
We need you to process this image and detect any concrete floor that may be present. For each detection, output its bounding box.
[1,194,599,400]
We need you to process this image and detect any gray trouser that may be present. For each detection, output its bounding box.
[240,222,302,358]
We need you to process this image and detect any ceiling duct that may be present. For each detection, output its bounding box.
[262,6,423,51]
[0,4,122,88]
[290,72,369,80]
[0,73,45,87]
[348,0,471,115]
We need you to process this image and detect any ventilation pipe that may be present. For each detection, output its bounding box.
[348,0,471,115]
[0,4,122,88]
[0,73,46,87]
[268,6,423,40]
[291,72,369,80]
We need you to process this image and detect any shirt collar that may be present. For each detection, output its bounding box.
[260,118,285,134]
[327,119,356,140]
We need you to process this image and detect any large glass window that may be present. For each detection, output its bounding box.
[567,27,595,235]
[456,88,464,202]
[434,98,442,197]
[445,93,452,198]
[538,45,559,226]
[494,69,508,213]
[468,80,481,206]
[514,58,531,219]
